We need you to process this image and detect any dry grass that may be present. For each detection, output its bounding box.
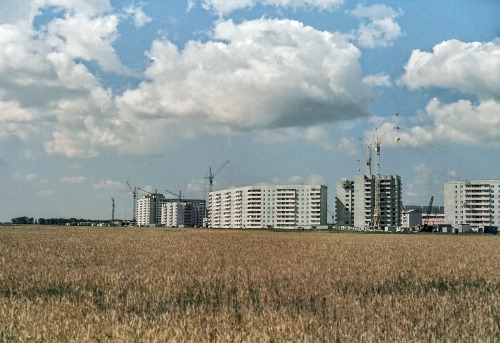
[0,226,499,342]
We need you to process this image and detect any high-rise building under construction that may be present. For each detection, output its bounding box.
[336,175,402,228]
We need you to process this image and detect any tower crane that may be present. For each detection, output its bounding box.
[358,138,372,177]
[165,189,184,202]
[205,160,229,193]
[422,196,434,232]
[370,113,400,229]
[327,208,335,224]
[137,187,161,196]
[126,181,137,223]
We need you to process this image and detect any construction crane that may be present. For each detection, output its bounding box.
[422,196,434,232]
[205,160,229,193]
[137,187,160,196]
[111,197,115,222]
[165,189,184,202]
[370,113,400,229]
[371,128,383,229]
[327,208,335,224]
[126,181,137,223]
[358,138,372,177]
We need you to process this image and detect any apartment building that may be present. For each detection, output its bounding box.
[336,175,402,228]
[136,193,166,226]
[335,178,354,226]
[208,185,327,229]
[161,200,206,228]
[136,194,205,227]
[444,180,500,227]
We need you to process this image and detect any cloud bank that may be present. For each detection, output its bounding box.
[0,0,374,158]
[190,0,345,16]
[379,39,500,148]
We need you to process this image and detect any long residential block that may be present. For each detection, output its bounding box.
[444,180,500,227]
[208,185,327,229]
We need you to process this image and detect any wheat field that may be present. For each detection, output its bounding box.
[0,226,499,342]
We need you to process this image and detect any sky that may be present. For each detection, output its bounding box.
[0,0,499,222]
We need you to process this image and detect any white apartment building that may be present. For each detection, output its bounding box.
[208,185,327,229]
[444,180,500,227]
[137,194,205,227]
[161,200,206,228]
[336,175,402,228]
[136,193,166,226]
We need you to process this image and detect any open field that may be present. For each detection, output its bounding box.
[1,226,499,342]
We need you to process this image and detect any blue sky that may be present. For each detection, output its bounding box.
[0,0,499,222]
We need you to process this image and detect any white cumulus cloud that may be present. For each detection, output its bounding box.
[1,4,376,159]
[60,176,87,184]
[362,73,392,87]
[0,0,112,24]
[12,172,40,182]
[122,5,152,28]
[389,39,500,148]
[92,180,126,191]
[401,39,500,100]
[351,4,404,48]
[191,0,345,16]
[116,19,370,154]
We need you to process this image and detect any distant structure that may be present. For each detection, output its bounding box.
[136,191,205,227]
[444,180,500,227]
[341,114,401,229]
[336,175,402,229]
[205,160,229,194]
[161,200,206,228]
[126,181,138,223]
[136,191,165,226]
[404,204,444,214]
[401,209,422,228]
[207,185,327,229]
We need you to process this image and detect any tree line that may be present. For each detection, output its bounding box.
[9,216,109,225]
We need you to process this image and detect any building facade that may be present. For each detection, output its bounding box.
[208,185,327,229]
[401,209,422,228]
[336,175,402,228]
[136,193,166,226]
[444,180,500,227]
[335,178,354,226]
[137,194,205,227]
[161,199,206,228]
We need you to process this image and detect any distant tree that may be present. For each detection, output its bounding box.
[11,216,32,224]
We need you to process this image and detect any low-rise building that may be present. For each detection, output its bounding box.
[401,209,422,228]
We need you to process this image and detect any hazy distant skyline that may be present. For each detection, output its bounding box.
[1,0,499,222]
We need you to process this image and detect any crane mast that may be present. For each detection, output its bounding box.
[126,181,137,223]
[369,112,399,229]
[206,160,229,193]
[371,136,382,229]
[422,196,434,232]
[359,138,372,177]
